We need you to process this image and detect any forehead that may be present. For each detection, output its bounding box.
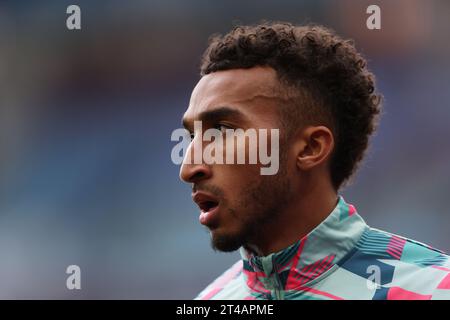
[185,66,282,120]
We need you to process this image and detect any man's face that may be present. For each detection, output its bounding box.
[180,66,295,252]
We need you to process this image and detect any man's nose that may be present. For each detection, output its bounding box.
[179,144,212,184]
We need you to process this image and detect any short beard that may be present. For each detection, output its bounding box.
[210,155,292,253]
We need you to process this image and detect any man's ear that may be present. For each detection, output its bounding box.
[295,126,334,171]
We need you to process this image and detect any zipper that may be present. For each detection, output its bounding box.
[272,264,284,300]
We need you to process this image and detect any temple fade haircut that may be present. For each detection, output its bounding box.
[200,22,382,190]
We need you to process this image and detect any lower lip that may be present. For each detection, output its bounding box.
[199,205,220,226]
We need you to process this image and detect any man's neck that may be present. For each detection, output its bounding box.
[245,181,338,257]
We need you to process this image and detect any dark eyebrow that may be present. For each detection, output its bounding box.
[182,106,246,131]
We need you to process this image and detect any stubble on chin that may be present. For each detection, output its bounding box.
[209,174,291,253]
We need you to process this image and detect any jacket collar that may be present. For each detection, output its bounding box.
[239,196,368,295]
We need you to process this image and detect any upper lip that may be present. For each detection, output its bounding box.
[192,191,220,212]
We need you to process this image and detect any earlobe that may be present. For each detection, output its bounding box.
[296,126,334,171]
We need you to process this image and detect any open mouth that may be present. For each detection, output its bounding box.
[192,192,221,226]
[198,200,219,213]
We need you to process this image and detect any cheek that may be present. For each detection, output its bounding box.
[214,164,260,190]
[211,164,259,205]
[214,156,261,177]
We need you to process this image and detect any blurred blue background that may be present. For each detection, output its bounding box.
[0,0,449,299]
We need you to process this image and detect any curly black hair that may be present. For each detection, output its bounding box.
[200,22,382,190]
